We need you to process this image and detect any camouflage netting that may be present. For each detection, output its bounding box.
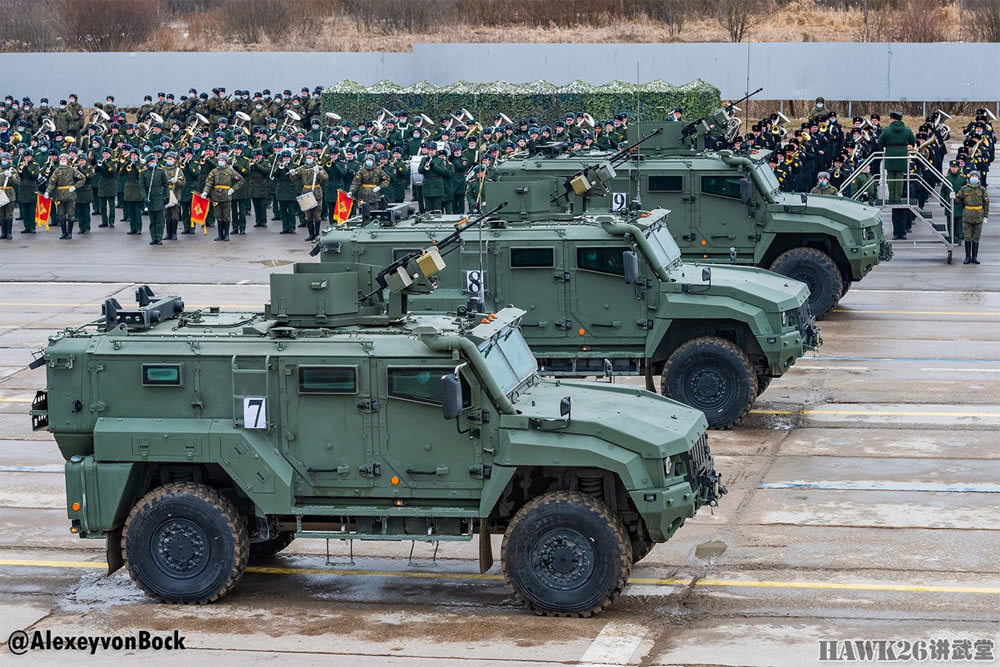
[321,79,720,125]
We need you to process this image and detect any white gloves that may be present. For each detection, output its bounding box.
[984,217,989,225]
[201,191,208,198]
[949,191,956,199]
[373,186,381,193]
[313,165,320,173]
[68,185,75,193]
[226,188,234,196]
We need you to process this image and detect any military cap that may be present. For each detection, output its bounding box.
[203,145,216,153]
[166,93,175,100]
[467,135,478,143]
[128,146,140,155]
[191,136,202,144]
[109,121,120,129]
[37,143,49,151]
[309,141,322,150]
[143,95,152,102]
[181,146,194,155]
[488,143,500,152]
[817,171,831,180]
[528,126,540,135]
[751,124,761,132]
[391,145,403,154]
[436,147,448,156]
[21,148,33,157]
[67,146,79,154]
[14,119,26,128]
[672,106,683,113]
[40,97,49,104]
[363,137,374,145]
[0,152,10,160]
[949,159,960,167]
[251,147,263,156]
[844,141,856,148]
[614,113,624,121]
[344,145,356,153]
[451,144,463,153]
[0,119,7,128]
[870,113,880,120]
[970,170,981,177]
[145,154,159,164]
[504,140,515,149]
[152,122,163,129]
[199,92,208,100]
[889,111,903,120]
[59,99,67,106]
[101,145,112,154]
[282,89,292,96]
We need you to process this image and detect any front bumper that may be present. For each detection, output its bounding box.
[628,435,727,543]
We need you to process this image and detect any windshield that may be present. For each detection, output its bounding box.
[477,326,538,394]
[643,223,682,269]
[756,162,781,195]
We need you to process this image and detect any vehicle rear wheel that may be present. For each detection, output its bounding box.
[123,482,248,604]
[249,531,295,562]
[662,336,757,430]
[502,491,631,617]
[769,247,843,320]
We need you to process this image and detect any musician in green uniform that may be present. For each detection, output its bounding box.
[954,171,988,265]
[72,154,94,234]
[201,151,243,242]
[122,148,145,235]
[43,153,85,240]
[0,152,19,239]
[162,151,186,240]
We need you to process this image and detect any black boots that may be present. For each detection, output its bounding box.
[0,219,11,239]
[305,221,317,242]
[971,242,981,265]
[59,220,73,239]
[964,241,972,264]
[214,220,231,241]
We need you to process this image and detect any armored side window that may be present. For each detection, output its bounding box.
[510,247,555,268]
[701,175,742,199]
[298,366,357,394]
[576,246,628,276]
[142,364,181,386]
[387,367,471,407]
[648,175,683,192]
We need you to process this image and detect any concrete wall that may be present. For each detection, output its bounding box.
[0,43,996,105]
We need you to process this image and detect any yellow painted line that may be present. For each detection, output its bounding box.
[3,558,999,595]
[751,408,1000,418]
[0,397,32,403]
[833,308,1000,316]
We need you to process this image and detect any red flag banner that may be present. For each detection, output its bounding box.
[190,192,210,234]
[35,194,52,230]
[333,190,354,225]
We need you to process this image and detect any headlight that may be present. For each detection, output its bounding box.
[862,226,876,241]
[781,309,799,328]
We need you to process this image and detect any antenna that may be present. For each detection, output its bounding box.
[744,35,752,133]
[633,60,641,206]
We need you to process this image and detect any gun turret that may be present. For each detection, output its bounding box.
[360,201,509,318]
[553,128,664,205]
[680,87,763,146]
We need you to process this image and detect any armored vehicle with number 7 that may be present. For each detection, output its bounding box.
[32,204,724,617]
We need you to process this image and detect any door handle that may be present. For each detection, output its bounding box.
[711,234,737,240]
[406,466,449,476]
[682,195,695,202]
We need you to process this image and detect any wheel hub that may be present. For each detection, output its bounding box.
[531,529,594,591]
[153,519,208,576]
[689,367,729,406]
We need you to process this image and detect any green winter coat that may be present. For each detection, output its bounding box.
[420,156,451,198]
[943,172,967,217]
[140,166,169,211]
[877,120,916,172]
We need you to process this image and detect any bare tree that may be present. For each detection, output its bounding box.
[715,0,772,42]
[887,0,952,41]
[965,0,1000,42]
[856,0,897,41]
[57,0,159,51]
[0,0,60,51]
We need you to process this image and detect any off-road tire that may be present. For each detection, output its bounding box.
[756,374,772,396]
[249,531,296,562]
[630,535,654,565]
[662,336,757,430]
[123,482,248,604]
[769,247,843,320]
[502,491,631,617]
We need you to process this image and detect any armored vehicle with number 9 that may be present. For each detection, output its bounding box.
[491,119,892,319]
[32,205,724,617]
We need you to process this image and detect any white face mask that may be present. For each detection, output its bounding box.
[59,160,68,167]
[217,159,227,167]
[166,160,175,166]
[305,158,314,165]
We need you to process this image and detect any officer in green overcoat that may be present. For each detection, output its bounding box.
[122,148,145,235]
[877,111,916,203]
[140,154,169,245]
[272,150,298,234]
[942,160,966,244]
[73,154,94,234]
[94,147,117,228]
[419,148,451,212]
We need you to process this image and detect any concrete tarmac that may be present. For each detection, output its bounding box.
[0,204,998,665]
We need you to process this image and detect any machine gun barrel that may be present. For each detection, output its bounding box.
[681,87,763,139]
[552,128,665,204]
[360,201,509,303]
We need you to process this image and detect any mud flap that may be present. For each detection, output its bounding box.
[106,527,124,575]
[478,522,494,574]
[644,359,656,392]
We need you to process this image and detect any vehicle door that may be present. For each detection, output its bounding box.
[694,172,758,262]
[496,244,570,341]
[640,172,699,253]
[372,359,485,495]
[279,358,376,496]
[567,242,647,348]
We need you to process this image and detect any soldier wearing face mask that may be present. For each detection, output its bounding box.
[349,153,389,208]
[44,153,85,240]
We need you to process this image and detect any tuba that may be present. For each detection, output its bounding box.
[33,117,56,138]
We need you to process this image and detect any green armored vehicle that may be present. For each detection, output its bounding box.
[320,182,818,429]
[491,121,892,318]
[31,209,724,617]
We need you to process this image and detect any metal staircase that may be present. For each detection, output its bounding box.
[839,150,957,263]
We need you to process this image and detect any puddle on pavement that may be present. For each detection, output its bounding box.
[695,540,728,559]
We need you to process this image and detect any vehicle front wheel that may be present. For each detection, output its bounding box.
[123,482,248,604]
[769,247,843,320]
[756,374,772,396]
[502,491,631,617]
[662,336,757,429]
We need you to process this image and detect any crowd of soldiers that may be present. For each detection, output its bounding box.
[0,87,635,245]
[0,88,992,261]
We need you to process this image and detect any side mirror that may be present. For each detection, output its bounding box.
[560,396,572,419]
[702,267,712,283]
[603,358,615,384]
[739,177,752,204]
[622,250,640,284]
[800,192,808,204]
[441,374,463,420]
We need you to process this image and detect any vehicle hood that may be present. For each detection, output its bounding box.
[504,378,706,459]
[667,264,809,312]
[768,192,882,229]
